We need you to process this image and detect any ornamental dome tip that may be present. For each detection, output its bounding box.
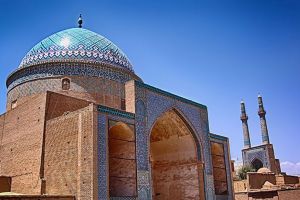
[78,14,83,28]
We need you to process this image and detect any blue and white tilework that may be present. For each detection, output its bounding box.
[243,146,269,168]
[97,113,108,200]
[134,82,215,200]
[19,28,133,71]
[7,63,139,92]
[97,109,135,200]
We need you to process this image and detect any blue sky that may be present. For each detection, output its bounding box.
[0,0,300,174]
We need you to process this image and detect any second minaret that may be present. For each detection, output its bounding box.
[258,94,270,144]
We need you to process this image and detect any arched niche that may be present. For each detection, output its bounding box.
[149,109,204,200]
[251,158,264,171]
[108,120,137,197]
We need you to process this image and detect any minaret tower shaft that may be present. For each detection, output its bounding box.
[240,100,251,149]
[258,94,270,144]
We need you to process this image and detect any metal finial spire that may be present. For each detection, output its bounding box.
[78,14,83,28]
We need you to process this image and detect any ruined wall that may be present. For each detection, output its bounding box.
[278,189,300,199]
[276,175,299,185]
[235,189,300,200]
[247,173,276,189]
[266,145,280,174]
[44,104,97,200]
[0,94,47,194]
[234,180,248,193]
[235,193,249,200]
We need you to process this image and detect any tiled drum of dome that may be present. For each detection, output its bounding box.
[19,28,133,72]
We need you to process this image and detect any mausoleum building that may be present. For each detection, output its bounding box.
[0,17,234,200]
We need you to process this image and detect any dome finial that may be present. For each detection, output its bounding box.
[78,14,83,28]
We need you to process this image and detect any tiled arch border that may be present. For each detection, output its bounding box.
[134,82,215,200]
[210,134,234,200]
[97,105,136,200]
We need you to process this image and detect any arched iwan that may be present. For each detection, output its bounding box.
[149,108,205,200]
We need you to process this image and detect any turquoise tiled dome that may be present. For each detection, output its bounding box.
[19,28,133,72]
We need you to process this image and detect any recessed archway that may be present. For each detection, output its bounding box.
[251,158,264,171]
[108,121,137,197]
[149,109,204,200]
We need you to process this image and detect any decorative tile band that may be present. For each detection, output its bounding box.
[135,80,207,110]
[7,62,141,92]
[97,114,108,200]
[98,105,135,119]
[209,133,228,141]
[210,137,234,200]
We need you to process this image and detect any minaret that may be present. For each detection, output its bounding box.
[240,100,251,149]
[258,94,270,144]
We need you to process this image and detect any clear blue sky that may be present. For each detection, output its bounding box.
[0,0,299,172]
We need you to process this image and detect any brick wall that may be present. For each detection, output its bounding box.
[1,92,98,199]
[45,92,90,120]
[0,93,47,194]
[44,103,97,200]
[7,76,125,112]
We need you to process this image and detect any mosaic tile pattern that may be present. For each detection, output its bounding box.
[135,99,148,171]
[137,170,151,200]
[97,110,135,200]
[98,113,108,200]
[98,105,135,119]
[96,80,227,199]
[243,146,269,168]
[19,28,133,71]
[134,82,215,200]
[7,62,139,92]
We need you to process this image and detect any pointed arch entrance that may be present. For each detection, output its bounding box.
[251,158,263,171]
[149,109,204,200]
